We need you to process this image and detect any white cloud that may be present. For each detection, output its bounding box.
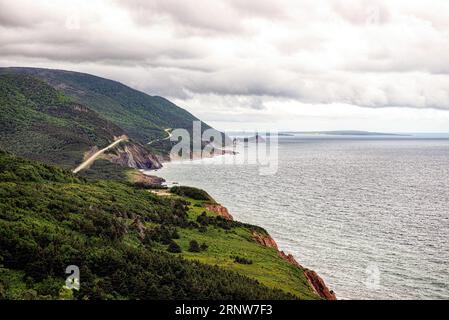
[1,0,449,131]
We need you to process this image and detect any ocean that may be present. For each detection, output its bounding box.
[150,134,449,300]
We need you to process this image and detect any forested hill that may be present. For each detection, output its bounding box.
[0,68,223,172]
[0,67,212,144]
[0,69,325,301]
[0,150,315,300]
[0,73,124,168]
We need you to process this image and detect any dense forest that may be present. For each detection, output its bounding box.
[0,67,218,148]
[0,73,123,168]
[0,68,228,174]
[0,150,310,300]
[0,68,320,301]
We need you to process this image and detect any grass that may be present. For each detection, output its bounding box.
[171,200,319,300]
[78,160,133,181]
[0,150,319,300]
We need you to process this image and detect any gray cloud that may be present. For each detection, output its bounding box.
[116,0,287,35]
[0,1,44,27]
[1,0,449,115]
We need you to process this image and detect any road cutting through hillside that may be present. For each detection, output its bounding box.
[147,128,172,146]
[72,135,128,173]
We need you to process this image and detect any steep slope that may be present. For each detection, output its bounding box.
[0,73,124,168]
[0,150,319,300]
[1,67,214,147]
[0,68,230,175]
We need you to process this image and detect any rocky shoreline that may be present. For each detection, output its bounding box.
[140,154,336,300]
[213,205,336,300]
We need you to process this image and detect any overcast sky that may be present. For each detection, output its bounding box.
[1,0,449,132]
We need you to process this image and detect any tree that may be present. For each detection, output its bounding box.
[200,243,208,251]
[167,240,182,253]
[188,240,201,253]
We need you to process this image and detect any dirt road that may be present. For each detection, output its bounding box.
[73,136,128,173]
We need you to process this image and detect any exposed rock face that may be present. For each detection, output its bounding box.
[278,251,303,269]
[304,270,337,300]
[252,232,302,266]
[202,202,336,300]
[134,172,166,186]
[105,142,162,170]
[251,230,336,300]
[252,232,278,250]
[205,204,234,220]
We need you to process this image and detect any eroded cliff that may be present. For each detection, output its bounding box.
[104,142,163,170]
[189,205,338,301]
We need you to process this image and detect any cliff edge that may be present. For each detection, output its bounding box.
[252,230,336,300]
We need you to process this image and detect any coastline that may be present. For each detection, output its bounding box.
[197,198,336,300]
[141,155,337,300]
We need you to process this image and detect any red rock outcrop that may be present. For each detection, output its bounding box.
[251,230,336,300]
[252,232,279,250]
[205,204,234,220]
[278,251,304,269]
[205,204,337,300]
[304,270,337,300]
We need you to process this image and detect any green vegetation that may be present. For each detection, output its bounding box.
[0,151,319,300]
[188,240,201,253]
[0,67,321,301]
[77,160,132,181]
[0,74,123,169]
[174,203,319,299]
[167,241,183,254]
[0,68,228,180]
[170,186,216,202]
[0,67,217,148]
[232,256,254,265]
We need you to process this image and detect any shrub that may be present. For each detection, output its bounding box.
[167,241,182,253]
[200,243,208,251]
[144,226,179,245]
[0,150,298,300]
[231,256,253,265]
[197,212,209,226]
[170,186,215,202]
[188,240,201,253]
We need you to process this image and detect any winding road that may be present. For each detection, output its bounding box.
[147,128,172,146]
[73,128,171,174]
[72,135,128,173]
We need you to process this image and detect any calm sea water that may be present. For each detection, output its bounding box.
[151,135,449,300]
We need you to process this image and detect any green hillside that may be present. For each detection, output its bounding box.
[0,150,318,300]
[0,68,229,175]
[0,68,322,301]
[1,67,213,146]
[0,74,124,168]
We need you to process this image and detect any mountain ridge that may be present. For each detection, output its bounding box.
[0,67,213,145]
[0,67,334,301]
[0,149,321,300]
[0,67,222,174]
